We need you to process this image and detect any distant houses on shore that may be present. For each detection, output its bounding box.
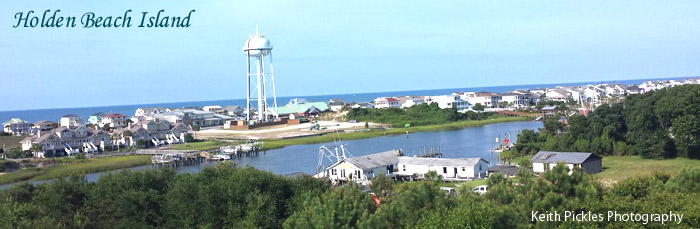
[2,78,698,158]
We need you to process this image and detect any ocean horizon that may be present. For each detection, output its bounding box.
[1,76,696,123]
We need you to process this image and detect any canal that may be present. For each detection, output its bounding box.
[2,121,542,188]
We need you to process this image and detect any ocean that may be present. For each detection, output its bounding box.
[0,77,691,123]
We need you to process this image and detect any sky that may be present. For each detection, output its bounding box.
[1,0,699,111]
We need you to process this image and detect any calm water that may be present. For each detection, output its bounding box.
[0,78,673,122]
[0,121,542,189]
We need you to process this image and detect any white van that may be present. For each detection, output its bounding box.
[473,185,488,195]
[440,187,456,197]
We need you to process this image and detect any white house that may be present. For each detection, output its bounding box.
[425,95,471,111]
[323,150,402,183]
[3,118,32,135]
[134,107,169,117]
[32,120,57,133]
[530,151,602,174]
[202,105,224,114]
[224,106,245,116]
[351,102,375,109]
[456,92,501,109]
[544,89,570,102]
[398,96,425,108]
[373,97,400,109]
[60,114,83,128]
[328,99,345,112]
[501,93,529,109]
[100,113,128,128]
[396,157,489,180]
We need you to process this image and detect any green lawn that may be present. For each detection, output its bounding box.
[594,156,700,183]
[261,116,531,150]
[0,136,25,150]
[170,140,237,151]
[0,155,151,185]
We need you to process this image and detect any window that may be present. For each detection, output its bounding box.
[443,167,447,174]
[332,169,336,175]
[403,165,406,171]
[462,167,465,171]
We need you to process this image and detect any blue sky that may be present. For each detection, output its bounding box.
[1,0,699,111]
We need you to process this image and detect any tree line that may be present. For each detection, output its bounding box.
[512,84,700,159]
[1,164,698,228]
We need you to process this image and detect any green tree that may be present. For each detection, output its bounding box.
[472,103,486,111]
[284,187,374,228]
[29,143,42,158]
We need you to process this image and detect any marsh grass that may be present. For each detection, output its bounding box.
[0,156,151,185]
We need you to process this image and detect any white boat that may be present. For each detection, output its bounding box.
[210,154,231,161]
[220,146,238,155]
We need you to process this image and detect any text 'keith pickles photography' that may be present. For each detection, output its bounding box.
[1,1,699,228]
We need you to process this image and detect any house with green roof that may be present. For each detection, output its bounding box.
[3,118,32,135]
[268,101,329,119]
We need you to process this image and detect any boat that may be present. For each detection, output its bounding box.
[220,146,238,155]
[210,154,231,161]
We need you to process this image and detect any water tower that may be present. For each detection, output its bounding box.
[243,25,278,123]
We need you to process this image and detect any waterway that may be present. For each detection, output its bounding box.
[0,121,542,189]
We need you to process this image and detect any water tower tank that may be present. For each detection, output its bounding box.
[244,34,272,57]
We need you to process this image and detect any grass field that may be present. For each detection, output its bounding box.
[0,155,151,185]
[261,116,531,150]
[170,140,239,151]
[594,156,700,183]
[0,136,24,150]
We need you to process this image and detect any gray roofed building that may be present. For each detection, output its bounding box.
[530,151,602,174]
[345,150,401,170]
[488,165,520,177]
[323,149,402,183]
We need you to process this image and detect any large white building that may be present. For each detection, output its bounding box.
[425,95,471,111]
[373,97,400,109]
[501,93,529,109]
[60,114,83,128]
[100,113,128,128]
[455,92,502,109]
[396,157,489,180]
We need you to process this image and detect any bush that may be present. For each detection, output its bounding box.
[184,133,194,143]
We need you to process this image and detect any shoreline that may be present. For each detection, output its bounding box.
[0,116,531,186]
[260,116,533,150]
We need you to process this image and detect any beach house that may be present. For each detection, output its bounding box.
[3,118,32,135]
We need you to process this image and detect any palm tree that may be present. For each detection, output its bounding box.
[123,130,133,147]
[111,132,121,152]
[30,143,43,158]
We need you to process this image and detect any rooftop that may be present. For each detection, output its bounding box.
[343,150,402,170]
[530,151,600,164]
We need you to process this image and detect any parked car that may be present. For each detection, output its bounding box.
[440,187,456,197]
[473,185,488,195]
